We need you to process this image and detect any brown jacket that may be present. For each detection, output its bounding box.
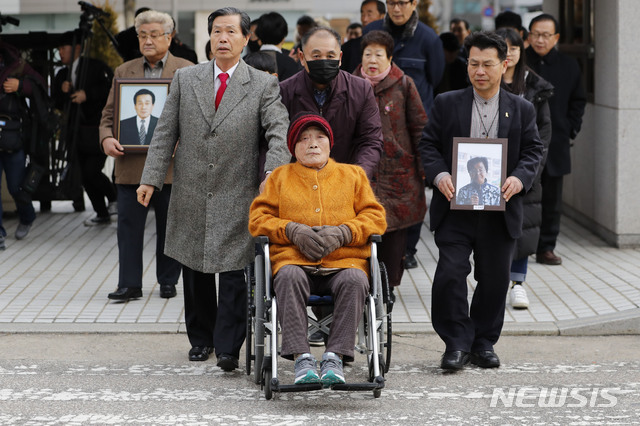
[99,53,193,184]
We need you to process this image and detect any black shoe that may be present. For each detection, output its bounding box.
[159,284,177,299]
[403,252,418,269]
[440,350,469,371]
[107,287,142,301]
[189,346,213,361]
[84,215,110,226]
[470,350,501,368]
[216,353,239,371]
[308,330,326,347]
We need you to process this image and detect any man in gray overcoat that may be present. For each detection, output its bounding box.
[137,7,291,370]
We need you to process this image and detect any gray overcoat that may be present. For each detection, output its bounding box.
[140,59,291,273]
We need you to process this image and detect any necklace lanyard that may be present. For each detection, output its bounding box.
[474,99,499,139]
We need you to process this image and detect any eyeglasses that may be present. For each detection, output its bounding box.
[467,61,503,70]
[529,32,556,40]
[386,0,413,9]
[137,31,169,41]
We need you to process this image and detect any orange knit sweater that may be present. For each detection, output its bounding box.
[249,159,387,276]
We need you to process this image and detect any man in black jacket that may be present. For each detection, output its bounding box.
[254,12,301,81]
[525,13,586,266]
[53,30,116,226]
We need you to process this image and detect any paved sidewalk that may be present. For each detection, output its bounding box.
[1,196,639,334]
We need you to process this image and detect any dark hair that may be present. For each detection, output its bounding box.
[256,12,288,45]
[467,157,488,173]
[347,22,363,31]
[297,15,317,28]
[244,51,277,74]
[450,18,470,30]
[204,40,212,60]
[134,7,150,17]
[361,30,394,58]
[301,26,342,49]
[439,32,460,53]
[134,88,155,105]
[494,10,522,31]
[361,0,386,15]
[464,31,507,61]
[495,27,526,95]
[208,7,251,36]
[529,13,558,33]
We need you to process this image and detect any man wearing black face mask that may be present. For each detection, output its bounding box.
[279,26,383,180]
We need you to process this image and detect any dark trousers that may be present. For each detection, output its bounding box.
[79,152,116,218]
[431,211,515,352]
[405,222,422,256]
[379,228,408,287]
[273,265,368,361]
[537,171,564,253]
[116,184,180,289]
[0,150,35,236]
[182,266,247,358]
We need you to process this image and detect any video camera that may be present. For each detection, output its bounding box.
[0,13,20,33]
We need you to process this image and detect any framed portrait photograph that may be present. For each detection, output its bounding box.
[451,137,508,211]
[113,78,171,153]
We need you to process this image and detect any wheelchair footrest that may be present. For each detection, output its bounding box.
[331,381,384,392]
[272,382,324,393]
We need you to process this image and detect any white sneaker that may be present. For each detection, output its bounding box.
[510,284,529,309]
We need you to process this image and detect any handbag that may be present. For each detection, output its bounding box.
[0,114,24,153]
[22,161,46,194]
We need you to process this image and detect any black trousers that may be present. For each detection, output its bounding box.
[116,184,181,289]
[182,266,247,358]
[431,210,515,352]
[78,152,116,218]
[537,171,564,253]
[379,228,408,287]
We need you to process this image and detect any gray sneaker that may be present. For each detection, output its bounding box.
[320,352,345,386]
[15,223,31,240]
[294,353,320,384]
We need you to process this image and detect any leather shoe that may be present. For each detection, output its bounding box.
[536,250,562,265]
[189,346,213,361]
[159,284,177,299]
[440,350,469,371]
[470,350,501,368]
[217,353,239,371]
[107,287,142,301]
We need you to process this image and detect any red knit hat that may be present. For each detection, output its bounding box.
[287,112,334,156]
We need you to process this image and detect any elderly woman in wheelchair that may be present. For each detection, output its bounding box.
[248,112,387,387]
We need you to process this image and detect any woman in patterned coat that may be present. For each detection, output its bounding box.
[354,30,428,289]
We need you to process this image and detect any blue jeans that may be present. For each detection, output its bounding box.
[510,256,529,283]
[0,149,35,237]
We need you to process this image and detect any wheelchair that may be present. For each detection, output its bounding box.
[245,235,393,399]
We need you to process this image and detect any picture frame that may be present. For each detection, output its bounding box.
[450,137,508,211]
[113,78,171,153]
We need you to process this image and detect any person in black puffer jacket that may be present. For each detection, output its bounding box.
[496,28,553,309]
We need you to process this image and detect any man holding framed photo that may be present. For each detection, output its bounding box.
[418,32,543,371]
[99,10,194,302]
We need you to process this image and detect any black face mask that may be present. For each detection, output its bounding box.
[305,59,340,85]
[247,39,261,53]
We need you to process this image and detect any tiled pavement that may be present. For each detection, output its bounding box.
[1,193,639,334]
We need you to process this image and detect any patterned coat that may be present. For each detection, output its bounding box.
[140,59,291,273]
[354,63,427,232]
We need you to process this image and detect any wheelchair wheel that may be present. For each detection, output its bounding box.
[245,265,254,377]
[264,367,273,400]
[253,253,266,385]
[378,262,392,374]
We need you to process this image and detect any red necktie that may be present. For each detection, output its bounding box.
[215,72,228,110]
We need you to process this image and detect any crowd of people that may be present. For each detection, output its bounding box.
[0,1,586,380]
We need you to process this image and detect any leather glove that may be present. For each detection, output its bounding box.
[285,222,325,261]
[312,224,352,257]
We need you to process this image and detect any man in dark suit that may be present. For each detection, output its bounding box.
[526,13,586,266]
[119,89,158,145]
[419,32,543,371]
[52,30,116,226]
